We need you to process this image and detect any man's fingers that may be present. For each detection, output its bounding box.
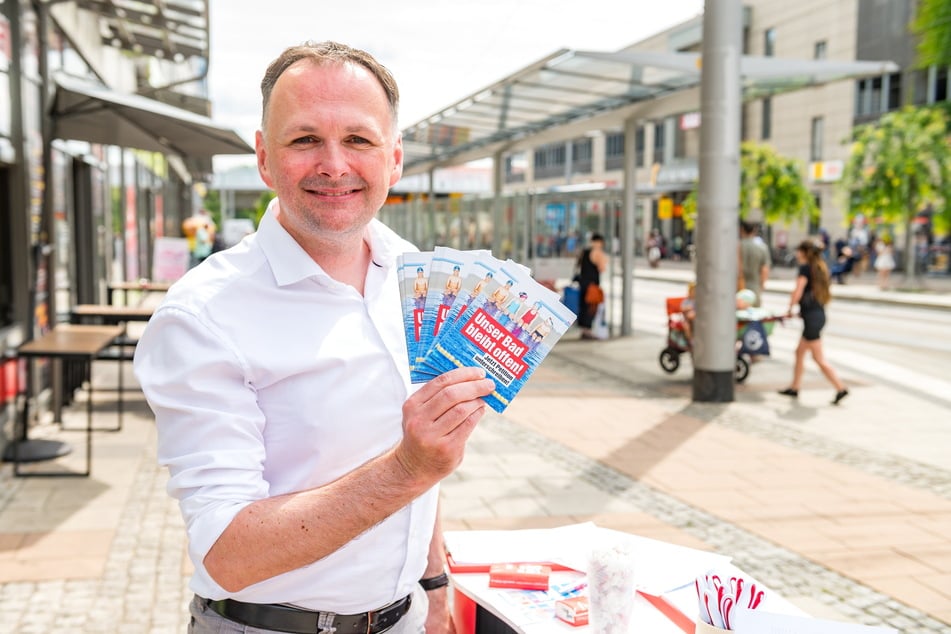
[436,398,487,438]
[413,367,489,402]
[407,368,495,423]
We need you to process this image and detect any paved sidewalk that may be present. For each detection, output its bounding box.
[0,280,948,633]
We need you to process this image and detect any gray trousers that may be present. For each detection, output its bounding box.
[187,585,427,634]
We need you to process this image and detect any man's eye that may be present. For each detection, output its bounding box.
[292,136,317,145]
[348,136,371,145]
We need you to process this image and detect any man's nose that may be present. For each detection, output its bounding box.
[315,143,349,178]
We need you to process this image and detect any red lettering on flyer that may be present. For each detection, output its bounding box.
[413,308,423,341]
[433,303,451,336]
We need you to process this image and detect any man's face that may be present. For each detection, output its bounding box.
[256,60,403,243]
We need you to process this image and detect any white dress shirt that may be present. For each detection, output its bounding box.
[133,201,436,613]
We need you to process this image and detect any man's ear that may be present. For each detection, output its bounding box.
[389,134,404,187]
[256,130,275,189]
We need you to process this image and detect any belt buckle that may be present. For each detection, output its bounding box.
[366,598,397,634]
[316,612,337,634]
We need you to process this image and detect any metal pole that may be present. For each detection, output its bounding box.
[492,150,504,256]
[620,116,638,337]
[693,0,741,402]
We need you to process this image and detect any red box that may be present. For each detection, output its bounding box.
[555,596,589,626]
[487,563,551,590]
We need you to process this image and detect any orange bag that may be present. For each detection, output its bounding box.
[584,283,604,305]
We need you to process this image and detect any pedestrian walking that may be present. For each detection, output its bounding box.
[575,233,608,339]
[133,40,495,634]
[738,220,770,306]
[778,239,849,405]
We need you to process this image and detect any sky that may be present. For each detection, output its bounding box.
[207,0,705,169]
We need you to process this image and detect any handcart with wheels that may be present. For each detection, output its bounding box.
[659,297,784,383]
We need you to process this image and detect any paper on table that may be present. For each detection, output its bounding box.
[444,523,730,596]
[733,609,898,634]
[445,523,595,569]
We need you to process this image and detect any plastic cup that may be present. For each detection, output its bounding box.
[587,540,636,634]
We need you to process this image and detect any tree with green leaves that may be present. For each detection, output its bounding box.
[912,0,951,68]
[682,141,819,230]
[253,191,276,226]
[839,105,951,285]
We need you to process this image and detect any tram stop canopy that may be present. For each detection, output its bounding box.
[400,48,899,176]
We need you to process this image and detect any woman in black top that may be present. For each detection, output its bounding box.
[576,233,608,339]
[779,240,848,404]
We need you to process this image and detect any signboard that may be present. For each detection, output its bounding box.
[152,237,189,282]
[809,160,843,183]
[658,196,674,220]
[680,111,701,130]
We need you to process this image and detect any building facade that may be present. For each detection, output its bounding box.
[1,0,248,462]
[386,0,945,267]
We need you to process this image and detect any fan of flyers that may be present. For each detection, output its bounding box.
[397,247,577,413]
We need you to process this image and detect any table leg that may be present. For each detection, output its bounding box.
[3,356,81,477]
[83,363,92,476]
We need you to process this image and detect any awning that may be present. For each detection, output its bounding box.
[51,73,253,158]
[401,49,899,176]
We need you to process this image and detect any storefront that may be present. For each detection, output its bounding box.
[0,0,251,462]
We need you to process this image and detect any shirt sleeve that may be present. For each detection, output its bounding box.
[133,304,268,567]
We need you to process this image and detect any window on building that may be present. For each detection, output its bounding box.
[505,153,526,183]
[870,76,883,111]
[673,119,687,159]
[761,98,772,140]
[855,78,868,116]
[605,132,624,171]
[571,137,593,174]
[814,40,827,59]
[810,117,824,162]
[887,72,902,110]
[912,69,930,106]
[856,73,903,116]
[653,121,665,165]
[605,129,646,170]
[764,28,776,56]
[533,143,567,179]
[936,67,949,103]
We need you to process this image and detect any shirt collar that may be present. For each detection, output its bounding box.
[256,198,404,287]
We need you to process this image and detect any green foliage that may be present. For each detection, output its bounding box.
[681,142,818,230]
[840,105,951,231]
[912,0,951,68]
[110,186,122,235]
[253,191,277,226]
[202,189,222,228]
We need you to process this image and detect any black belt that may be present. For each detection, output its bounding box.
[203,594,411,634]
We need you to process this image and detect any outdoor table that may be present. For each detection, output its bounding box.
[106,280,172,306]
[71,304,155,325]
[444,524,808,634]
[10,324,124,477]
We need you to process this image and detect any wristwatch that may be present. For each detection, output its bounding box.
[418,572,450,591]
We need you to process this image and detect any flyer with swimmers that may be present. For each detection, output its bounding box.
[412,247,490,383]
[396,251,433,375]
[402,249,577,412]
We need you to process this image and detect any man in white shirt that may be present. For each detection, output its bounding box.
[133,41,495,634]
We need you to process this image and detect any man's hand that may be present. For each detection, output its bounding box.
[396,367,495,482]
[424,587,456,634]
